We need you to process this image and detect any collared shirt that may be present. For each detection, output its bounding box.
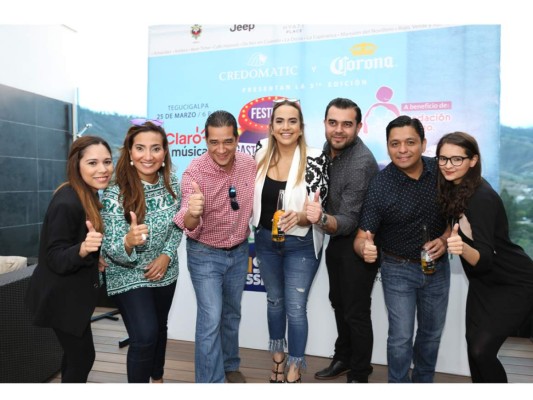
[358,156,447,260]
[173,151,256,249]
[324,136,379,237]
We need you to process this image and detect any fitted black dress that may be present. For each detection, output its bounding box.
[458,179,533,337]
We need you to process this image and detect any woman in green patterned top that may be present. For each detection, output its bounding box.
[101,119,182,383]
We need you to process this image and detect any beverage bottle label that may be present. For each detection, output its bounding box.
[272,189,285,242]
[421,224,435,275]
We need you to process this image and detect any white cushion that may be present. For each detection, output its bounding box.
[0,256,28,274]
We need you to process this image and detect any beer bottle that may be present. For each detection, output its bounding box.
[272,189,285,242]
[421,224,436,274]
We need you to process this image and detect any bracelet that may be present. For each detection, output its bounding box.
[318,211,328,227]
[123,234,133,249]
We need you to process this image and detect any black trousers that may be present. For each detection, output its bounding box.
[112,282,176,383]
[325,234,378,381]
[53,325,95,383]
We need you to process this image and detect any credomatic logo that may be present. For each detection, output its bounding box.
[247,53,268,67]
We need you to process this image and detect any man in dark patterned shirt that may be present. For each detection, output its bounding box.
[309,98,379,383]
[354,115,450,383]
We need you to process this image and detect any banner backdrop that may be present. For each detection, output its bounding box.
[148,24,500,376]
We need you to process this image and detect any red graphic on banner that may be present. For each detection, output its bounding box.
[238,96,291,143]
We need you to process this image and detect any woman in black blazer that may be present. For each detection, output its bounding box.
[25,136,113,383]
[437,132,533,382]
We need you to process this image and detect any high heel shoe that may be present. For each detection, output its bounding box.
[286,374,301,383]
[269,355,286,383]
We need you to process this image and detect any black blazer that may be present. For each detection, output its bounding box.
[25,185,100,337]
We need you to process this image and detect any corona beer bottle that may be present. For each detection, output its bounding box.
[272,189,285,242]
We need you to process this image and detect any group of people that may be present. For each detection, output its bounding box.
[24,96,533,385]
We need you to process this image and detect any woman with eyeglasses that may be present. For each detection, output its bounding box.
[100,119,182,383]
[26,136,113,382]
[436,131,533,383]
[252,99,328,383]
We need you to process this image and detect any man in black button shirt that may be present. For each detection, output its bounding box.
[354,115,450,383]
[308,98,379,383]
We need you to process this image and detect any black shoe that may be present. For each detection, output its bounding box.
[314,360,351,380]
[348,377,368,383]
[347,365,372,383]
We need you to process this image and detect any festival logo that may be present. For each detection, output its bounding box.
[238,95,290,144]
[245,235,265,292]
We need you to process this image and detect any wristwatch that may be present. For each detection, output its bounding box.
[319,212,328,227]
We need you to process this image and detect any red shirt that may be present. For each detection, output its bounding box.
[173,151,256,248]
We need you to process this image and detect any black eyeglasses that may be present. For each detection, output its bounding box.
[229,186,239,211]
[436,155,470,167]
[131,118,164,127]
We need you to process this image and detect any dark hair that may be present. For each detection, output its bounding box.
[436,131,483,220]
[115,121,176,224]
[205,110,238,139]
[58,135,112,232]
[386,115,425,142]
[324,97,362,125]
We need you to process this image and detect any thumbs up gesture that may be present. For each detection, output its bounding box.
[305,191,322,224]
[361,230,378,263]
[80,220,103,257]
[188,181,204,218]
[447,223,463,256]
[124,211,149,249]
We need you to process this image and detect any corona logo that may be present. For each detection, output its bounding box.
[350,42,377,56]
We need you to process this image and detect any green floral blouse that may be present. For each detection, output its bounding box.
[101,174,182,296]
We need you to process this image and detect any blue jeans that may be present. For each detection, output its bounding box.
[112,281,176,383]
[380,253,450,383]
[254,225,320,369]
[186,238,249,383]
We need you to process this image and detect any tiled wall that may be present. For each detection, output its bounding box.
[0,84,72,257]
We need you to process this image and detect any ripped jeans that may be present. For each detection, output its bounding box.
[254,225,321,369]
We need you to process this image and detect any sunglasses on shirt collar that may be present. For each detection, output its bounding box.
[229,186,239,211]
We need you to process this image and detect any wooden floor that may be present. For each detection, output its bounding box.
[48,307,533,384]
